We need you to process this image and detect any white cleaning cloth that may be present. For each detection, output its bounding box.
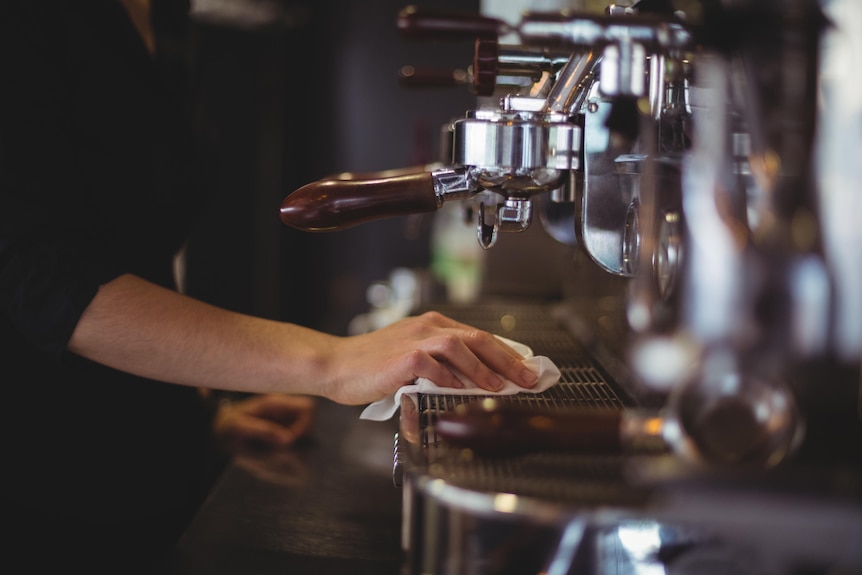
[359,336,561,421]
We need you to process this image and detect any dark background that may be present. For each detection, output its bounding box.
[183,0,480,334]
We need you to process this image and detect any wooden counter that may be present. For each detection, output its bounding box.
[161,400,404,575]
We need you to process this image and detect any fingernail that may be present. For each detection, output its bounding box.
[520,368,538,388]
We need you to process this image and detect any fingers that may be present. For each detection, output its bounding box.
[234,416,299,447]
[329,312,541,405]
[405,330,538,392]
[215,395,316,453]
[414,312,539,390]
[279,398,315,440]
[244,394,316,439]
[420,312,526,360]
[461,330,539,389]
[397,347,466,390]
[244,394,316,419]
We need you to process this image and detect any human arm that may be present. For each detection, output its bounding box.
[2,3,537,407]
[68,274,539,405]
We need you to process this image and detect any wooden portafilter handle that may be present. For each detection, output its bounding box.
[279,169,439,232]
[434,402,668,457]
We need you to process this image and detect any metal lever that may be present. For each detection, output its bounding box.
[398,65,469,88]
[396,5,509,40]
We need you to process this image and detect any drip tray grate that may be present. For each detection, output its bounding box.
[404,301,649,507]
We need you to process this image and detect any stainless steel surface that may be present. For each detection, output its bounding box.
[398,301,669,575]
[397,301,862,575]
[453,110,579,175]
[281,5,694,252]
[817,0,862,361]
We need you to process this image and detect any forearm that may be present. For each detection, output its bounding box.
[68,273,541,407]
[68,274,333,397]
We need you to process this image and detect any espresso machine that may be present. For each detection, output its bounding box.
[279,0,862,573]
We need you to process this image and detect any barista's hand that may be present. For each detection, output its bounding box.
[213,394,316,454]
[324,311,539,405]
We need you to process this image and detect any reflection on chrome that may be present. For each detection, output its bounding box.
[604,521,665,575]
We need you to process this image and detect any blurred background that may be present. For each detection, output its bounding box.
[184,0,485,334]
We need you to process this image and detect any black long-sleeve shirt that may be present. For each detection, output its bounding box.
[0,0,213,524]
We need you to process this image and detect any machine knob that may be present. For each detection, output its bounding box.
[472,38,499,96]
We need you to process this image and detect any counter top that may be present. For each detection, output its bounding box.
[162,400,405,575]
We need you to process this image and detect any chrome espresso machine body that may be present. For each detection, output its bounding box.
[280,1,862,573]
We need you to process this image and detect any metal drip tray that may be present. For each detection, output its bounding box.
[410,386,647,508]
[397,300,644,506]
[396,300,677,575]
[395,301,862,575]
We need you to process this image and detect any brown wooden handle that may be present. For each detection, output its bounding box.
[279,170,438,232]
[397,5,506,40]
[434,402,624,456]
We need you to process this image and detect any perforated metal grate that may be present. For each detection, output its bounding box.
[408,301,647,506]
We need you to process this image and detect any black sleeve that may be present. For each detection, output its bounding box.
[0,2,123,362]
